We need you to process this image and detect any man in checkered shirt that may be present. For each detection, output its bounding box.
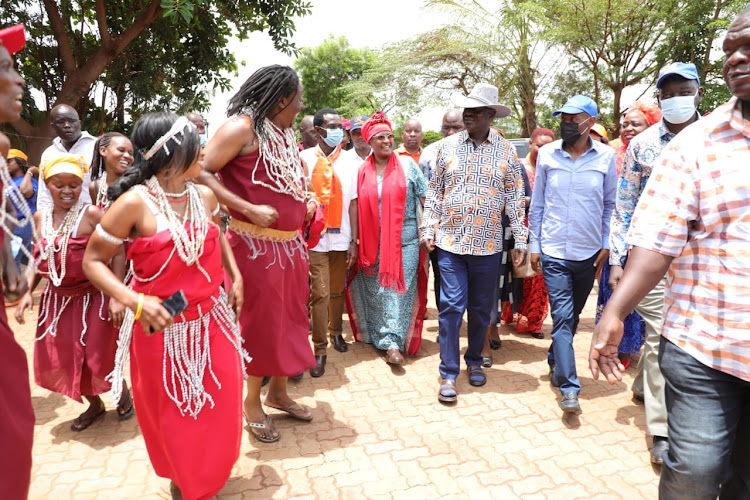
[591,8,750,497]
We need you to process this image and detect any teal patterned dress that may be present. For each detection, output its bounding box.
[346,158,427,352]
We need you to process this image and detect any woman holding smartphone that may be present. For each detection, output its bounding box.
[83,112,247,500]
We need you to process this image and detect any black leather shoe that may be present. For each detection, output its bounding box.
[549,366,560,387]
[650,436,669,465]
[309,355,326,377]
[560,392,581,413]
[331,334,348,353]
[290,372,304,381]
[489,339,501,350]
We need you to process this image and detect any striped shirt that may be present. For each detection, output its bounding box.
[421,130,527,256]
[627,97,750,382]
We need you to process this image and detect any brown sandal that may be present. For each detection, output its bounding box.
[264,402,313,422]
[245,414,280,443]
[70,408,106,432]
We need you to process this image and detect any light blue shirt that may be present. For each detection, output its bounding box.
[528,137,617,261]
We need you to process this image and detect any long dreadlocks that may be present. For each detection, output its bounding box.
[226,65,299,140]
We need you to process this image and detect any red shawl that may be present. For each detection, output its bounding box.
[357,152,407,293]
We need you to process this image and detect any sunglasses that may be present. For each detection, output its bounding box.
[373,134,395,142]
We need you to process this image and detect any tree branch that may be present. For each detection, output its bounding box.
[42,0,76,74]
[95,0,113,48]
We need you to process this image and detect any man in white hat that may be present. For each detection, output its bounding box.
[421,83,527,403]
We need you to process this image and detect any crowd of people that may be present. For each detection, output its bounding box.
[1,8,749,499]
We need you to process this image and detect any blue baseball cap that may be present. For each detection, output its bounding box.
[656,62,700,89]
[552,95,598,119]
[350,115,369,132]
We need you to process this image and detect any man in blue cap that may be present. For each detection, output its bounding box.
[528,94,617,413]
[345,114,371,162]
[605,62,703,464]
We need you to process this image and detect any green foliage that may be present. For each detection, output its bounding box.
[541,0,678,131]
[422,130,442,146]
[655,0,746,112]
[340,41,429,122]
[294,36,376,118]
[0,0,311,144]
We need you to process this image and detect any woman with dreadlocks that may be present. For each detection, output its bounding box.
[198,65,317,443]
[83,112,247,499]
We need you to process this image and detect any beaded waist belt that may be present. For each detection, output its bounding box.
[228,218,298,242]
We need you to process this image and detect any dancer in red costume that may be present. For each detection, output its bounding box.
[198,65,317,443]
[15,155,133,431]
[83,112,247,500]
[0,23,35,500]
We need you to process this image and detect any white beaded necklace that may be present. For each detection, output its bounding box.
[140,177,210,281]
[39,200,84,287]
[95,171,110,210]
[249,116,307,202]
[0,156,36,262]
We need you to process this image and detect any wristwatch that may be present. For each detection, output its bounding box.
[350,239,359,245]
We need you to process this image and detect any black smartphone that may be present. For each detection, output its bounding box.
[162,289,188,317]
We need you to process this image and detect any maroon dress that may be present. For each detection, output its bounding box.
[220,149,315,377]
[0,220,34,499]
[33,236,118,402]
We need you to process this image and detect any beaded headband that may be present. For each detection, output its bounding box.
[143,116,196,160]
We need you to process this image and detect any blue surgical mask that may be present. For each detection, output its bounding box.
[199,133,207,147]
[322,128,344,148]
[660,90,699,125]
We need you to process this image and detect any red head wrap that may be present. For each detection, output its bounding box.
[361,111,392,143]
[625,101,662,126]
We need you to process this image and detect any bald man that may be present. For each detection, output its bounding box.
[298,115,317,151]
[187,112,207,146]
[418,109,465,313]
[395,118,423,164]
[38,104,95,209]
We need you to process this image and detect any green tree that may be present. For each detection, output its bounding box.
[1,0,311,160]
[339,41,428,121]
[405,0,550,137]
[294,36,375,117]
[542,0,677,134]
[655,0,746,112]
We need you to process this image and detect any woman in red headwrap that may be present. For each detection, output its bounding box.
[608,102,662,173]
[596,101,661,368]
[345,112,428,365]
[0,23,35,500]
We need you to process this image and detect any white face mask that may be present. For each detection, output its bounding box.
[660,90,699,125]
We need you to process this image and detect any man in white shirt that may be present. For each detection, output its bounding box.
[300,107,359,377]
[38,104,95,209]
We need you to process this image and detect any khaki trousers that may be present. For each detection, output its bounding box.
[632,277,668,438]
[309,250,348,355]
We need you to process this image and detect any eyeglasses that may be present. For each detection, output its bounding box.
[373,134,395,142]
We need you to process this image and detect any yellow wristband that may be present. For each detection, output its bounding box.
[134,293,144,320]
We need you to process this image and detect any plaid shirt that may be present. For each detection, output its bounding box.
[628,97,750,382]
[421,130,527,256]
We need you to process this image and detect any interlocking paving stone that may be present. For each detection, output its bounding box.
[13,276,659,498]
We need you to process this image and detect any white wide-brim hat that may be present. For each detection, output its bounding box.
[450,83,511,118]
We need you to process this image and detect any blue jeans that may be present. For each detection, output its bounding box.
[541,252,598,395]
[13,219,33,269]
[658,337,750,499]
[437,249,500,380]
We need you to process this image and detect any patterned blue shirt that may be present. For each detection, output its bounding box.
[609,120,676,266]
[529,138,617,260]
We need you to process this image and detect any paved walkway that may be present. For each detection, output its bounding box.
[13,278,660,499]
